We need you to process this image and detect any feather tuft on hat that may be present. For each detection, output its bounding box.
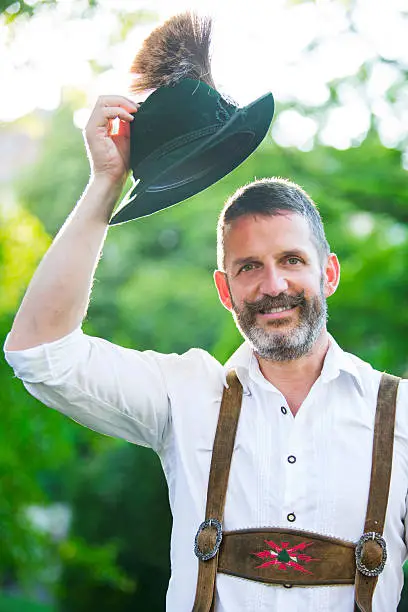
[130,12,216,93]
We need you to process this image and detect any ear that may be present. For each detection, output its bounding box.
[214,270,233,311]
[323,253,340,298]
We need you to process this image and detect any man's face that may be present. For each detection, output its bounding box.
[214,212,339,361]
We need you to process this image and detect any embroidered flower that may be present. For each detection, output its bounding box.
[252,539,320,574]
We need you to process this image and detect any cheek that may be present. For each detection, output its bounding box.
[229,278,259,304]
[289,272,324,298]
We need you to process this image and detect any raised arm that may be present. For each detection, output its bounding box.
[5,95,138,351]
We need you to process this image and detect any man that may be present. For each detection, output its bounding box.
[4,95,408,612]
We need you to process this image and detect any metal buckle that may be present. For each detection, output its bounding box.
[194,518,223,561]
[355,532,387,577]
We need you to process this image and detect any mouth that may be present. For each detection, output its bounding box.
[257,304,298,320]
[258,304,295,314]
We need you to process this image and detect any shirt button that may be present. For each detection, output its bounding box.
[288,455,296,464]
[287,513,296,522]
[281,406,287,415]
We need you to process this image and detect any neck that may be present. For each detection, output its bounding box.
[256,329,330,416]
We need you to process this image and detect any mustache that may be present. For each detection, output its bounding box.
[244,291,306,314]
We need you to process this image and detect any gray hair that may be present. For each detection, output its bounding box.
[217,177,330,270]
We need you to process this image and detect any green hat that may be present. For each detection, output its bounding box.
[109,11,274,225]
[109,80,274,225]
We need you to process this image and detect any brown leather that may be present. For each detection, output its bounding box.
[192,370,400,612]
[218,527,356,585]
[192,370,243,612]
[354,373,400,612]
[360,539,383,571]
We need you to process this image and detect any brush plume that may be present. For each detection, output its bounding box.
[130,12,216,93]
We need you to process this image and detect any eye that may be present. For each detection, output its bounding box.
[286,256,303,265]
[239,262,259,273]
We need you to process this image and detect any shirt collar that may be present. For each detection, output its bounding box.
[224,334,364,396]
[320,334,364,394]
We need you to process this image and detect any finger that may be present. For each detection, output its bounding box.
[86,106,135,134]
[97,94,139,113]
[104,106,135,122]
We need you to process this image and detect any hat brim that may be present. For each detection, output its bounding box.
[109,91,274,225]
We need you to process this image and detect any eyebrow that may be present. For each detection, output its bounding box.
[231,256,259,270]
[280,249,308,259]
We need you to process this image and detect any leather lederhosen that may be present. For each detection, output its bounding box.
[192,370,401,612]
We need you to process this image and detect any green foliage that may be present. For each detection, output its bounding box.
[0,593,54,611]
[0,308,76,588]
[0,1,97,24]
[0,207,50,315]
[16,103,89,237]
[0,208,62,588]
[57,444,171,612]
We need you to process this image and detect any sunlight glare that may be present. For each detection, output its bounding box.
[319,98,370,150]
[272,110,318,151]
[0,0,406,155]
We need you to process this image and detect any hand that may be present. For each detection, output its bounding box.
[84,95,139,188]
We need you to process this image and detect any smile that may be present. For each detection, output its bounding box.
[257,305,298,321]
[259,305,295,314]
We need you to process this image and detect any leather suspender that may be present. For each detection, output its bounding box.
[354,373,400,612]
[192,370,243,612]
[193,371,401,612]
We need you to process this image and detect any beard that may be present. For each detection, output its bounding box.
[229,281,328,362]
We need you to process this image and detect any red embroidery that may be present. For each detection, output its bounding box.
[252,539,320,574]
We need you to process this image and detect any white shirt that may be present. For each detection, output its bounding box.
[4,329,408,612]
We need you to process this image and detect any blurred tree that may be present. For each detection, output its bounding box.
[0,207,137,603]
[57,443,171,612]
[0,0,97,23]
[0,208,70,590]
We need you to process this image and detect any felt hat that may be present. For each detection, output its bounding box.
[109,14,274,225]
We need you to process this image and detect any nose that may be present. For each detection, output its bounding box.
[259,265,289,297]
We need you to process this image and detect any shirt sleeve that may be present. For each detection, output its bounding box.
[3,328,171,452]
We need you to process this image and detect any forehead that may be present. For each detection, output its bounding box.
[223,213,318,265]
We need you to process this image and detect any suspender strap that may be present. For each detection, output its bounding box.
[192,370,400,612]
[192,370,243,612]
[354,372,400,612]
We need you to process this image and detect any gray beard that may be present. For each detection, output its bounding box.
[230,282,328,362]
